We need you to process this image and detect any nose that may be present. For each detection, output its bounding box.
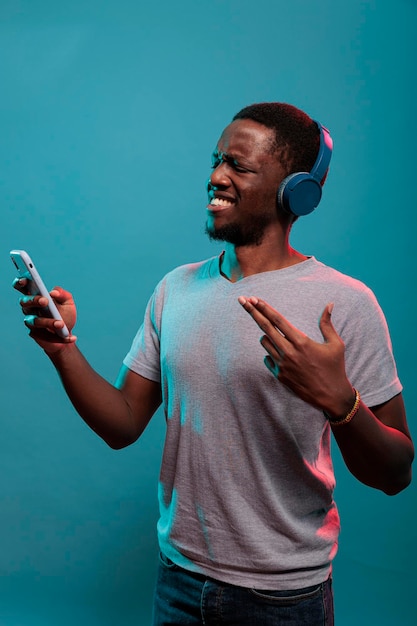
[209,161,230,189]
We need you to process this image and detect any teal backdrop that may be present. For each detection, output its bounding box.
[1,1,416,624]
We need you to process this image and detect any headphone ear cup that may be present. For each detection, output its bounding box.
[277,172,323,217]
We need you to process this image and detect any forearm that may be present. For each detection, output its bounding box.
[330,402,414,495]
[47,344,140,449]
[239,295,414,493]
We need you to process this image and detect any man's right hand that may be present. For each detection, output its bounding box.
[13,279,77,353]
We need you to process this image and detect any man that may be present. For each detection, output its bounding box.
[15,103,413,625]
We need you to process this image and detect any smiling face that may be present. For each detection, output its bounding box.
[205,118,287,247]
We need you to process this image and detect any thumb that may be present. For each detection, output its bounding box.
[319,303,338,343]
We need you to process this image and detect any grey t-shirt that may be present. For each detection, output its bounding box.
[123,256,402,589]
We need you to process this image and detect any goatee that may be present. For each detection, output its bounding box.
[205,215,272,247]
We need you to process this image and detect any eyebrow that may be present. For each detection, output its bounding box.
[211,149,253,168]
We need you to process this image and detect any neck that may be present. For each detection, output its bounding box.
[219,230,307,283]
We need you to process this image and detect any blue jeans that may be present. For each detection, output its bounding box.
[153,552,334,625]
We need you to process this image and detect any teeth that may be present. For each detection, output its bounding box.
[211,197,234,207]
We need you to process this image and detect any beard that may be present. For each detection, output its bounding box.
[205,212,274,247]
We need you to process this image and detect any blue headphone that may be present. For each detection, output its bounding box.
[277,122,333,217]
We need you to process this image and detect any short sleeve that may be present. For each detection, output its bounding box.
[122,281,164,383]
[340,286,402,407]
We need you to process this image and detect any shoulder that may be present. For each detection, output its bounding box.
[164,256,217,282]
[151,256,218,302]
[308,258,377,302]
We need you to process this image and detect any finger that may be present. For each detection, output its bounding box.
[319,303,339,343]
[24,316,77,343]
[12,277,30,294]
[20,294,49,309]
[250,298,302,341]
[238,296,280,331]
[23,314,38,329]
[239,295,300,349]
[24,315,59,330]
[28,328,77,344]
[239,296,288,349]
[49,287,74,305]
[24,314,67,332]
[260,334,283,362]
[264,354,279,378]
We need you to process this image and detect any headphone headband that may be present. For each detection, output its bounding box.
[310,122,333,184]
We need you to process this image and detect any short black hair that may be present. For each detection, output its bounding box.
[232,102,320,178]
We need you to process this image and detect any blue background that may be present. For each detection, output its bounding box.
[1,1,416,624]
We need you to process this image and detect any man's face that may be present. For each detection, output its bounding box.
[205,118,286,247]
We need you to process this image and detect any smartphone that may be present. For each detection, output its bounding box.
[10,249,70,339]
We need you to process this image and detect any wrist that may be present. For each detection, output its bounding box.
[322,384,356,418]
[324,388,361,427]
[46,340,78,363]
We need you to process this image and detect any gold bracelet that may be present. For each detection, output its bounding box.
[325,389,361,427]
